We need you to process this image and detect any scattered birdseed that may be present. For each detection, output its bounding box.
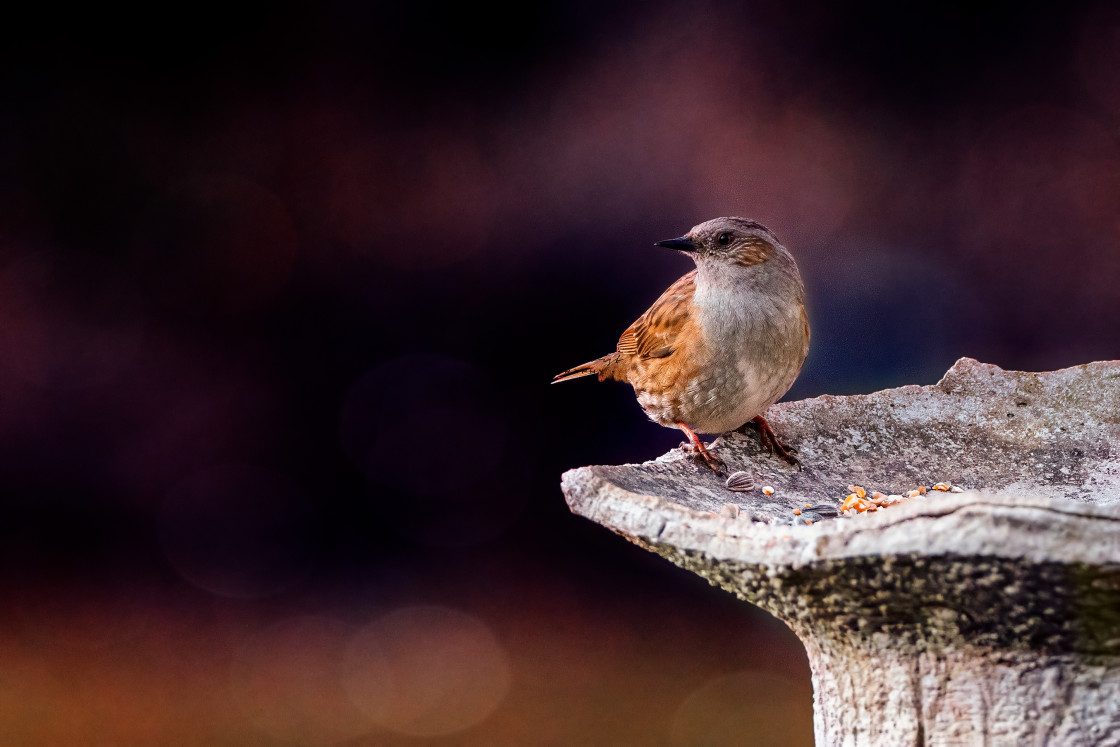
[834,480,966,516]
[762,485,775,495]
[725,471,755,492]
[786,481,968,525]
[795,507,835,525]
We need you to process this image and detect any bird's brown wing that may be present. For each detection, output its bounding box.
[617,270,697,360]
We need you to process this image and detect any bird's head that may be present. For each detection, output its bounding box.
[655,217,782,268]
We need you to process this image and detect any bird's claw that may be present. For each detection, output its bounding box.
[740,416,801,470]
[678,440,725,471]
[675,422,725,472]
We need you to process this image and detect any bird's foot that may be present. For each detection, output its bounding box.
[739,415,801,470]
[677,440,725,469]
[676,422,724,472]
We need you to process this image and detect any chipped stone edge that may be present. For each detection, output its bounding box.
[561,466,1120,568]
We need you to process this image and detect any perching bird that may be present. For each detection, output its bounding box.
[552,217,809,469]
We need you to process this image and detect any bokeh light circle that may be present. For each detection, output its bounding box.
[1075,8,1120,119]
[229,615,370,745]
[158,464,317,598]
[341,605,511,737]
[670,670,813,746]
[0,251,145,389]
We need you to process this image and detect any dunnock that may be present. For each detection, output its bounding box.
[553,217,809,469]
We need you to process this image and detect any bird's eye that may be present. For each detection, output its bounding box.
[717,232,731,246]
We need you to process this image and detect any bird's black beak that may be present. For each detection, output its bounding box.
[655,235,696,252]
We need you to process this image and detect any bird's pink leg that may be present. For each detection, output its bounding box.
[750,415,800,467]
[676,422,722,470]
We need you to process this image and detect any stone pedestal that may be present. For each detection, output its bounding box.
[561,358,1120,745]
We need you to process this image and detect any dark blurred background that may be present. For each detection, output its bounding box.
[0,0,1118,742]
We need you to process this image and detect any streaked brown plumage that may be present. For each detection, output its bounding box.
[553,217,809,469]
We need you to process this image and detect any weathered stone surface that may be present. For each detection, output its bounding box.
[560,358,1120,746]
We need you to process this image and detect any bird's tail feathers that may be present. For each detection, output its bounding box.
[551,354,619,384]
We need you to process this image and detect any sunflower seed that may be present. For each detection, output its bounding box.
[725,471,754,492]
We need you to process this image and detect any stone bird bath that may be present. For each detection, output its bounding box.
[561,358,1120,745]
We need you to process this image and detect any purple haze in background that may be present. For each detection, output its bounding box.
[0,0,1117,741]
